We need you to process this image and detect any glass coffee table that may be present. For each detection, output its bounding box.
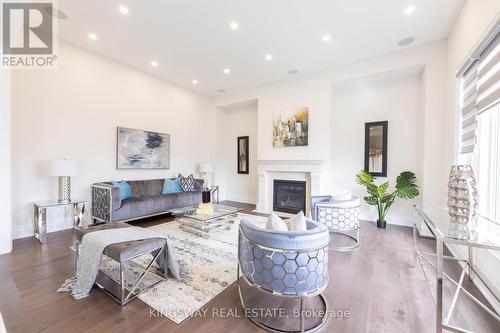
[169,204,243,238]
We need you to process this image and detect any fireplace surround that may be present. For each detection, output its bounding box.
[273,180,307,214]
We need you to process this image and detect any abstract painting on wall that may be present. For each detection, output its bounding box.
[117,127,170,169]
[272,107,309,147]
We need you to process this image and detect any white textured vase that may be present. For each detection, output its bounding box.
[447,165,478,224]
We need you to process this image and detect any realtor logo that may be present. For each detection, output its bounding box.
[1,1,57,67]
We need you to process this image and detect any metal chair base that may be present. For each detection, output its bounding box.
[236,276,328,333]
[329,229,360,252]
[76,244,167,306]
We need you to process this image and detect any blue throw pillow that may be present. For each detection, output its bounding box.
[162,178,182,194]
[112,181,132,200]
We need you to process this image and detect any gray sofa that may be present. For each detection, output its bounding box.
[91,178,203,223]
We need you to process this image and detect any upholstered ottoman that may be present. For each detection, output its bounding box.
[75,224,167,305]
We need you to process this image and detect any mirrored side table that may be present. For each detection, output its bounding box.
[210,186,220,203]
[33,199,87,244]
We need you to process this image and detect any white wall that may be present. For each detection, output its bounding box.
[0,70,12,254]
[214,101,258,203]
[11,41,211,238]
[212,40,448,226]
[331,70,423,225]
[445,1,500,310]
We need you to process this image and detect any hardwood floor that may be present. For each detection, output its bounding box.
[0,201,498,333]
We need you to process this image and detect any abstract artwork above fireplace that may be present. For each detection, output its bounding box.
[273,179,307,214]
[272,107,309,147]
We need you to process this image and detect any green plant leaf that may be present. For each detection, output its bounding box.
[355,171,374,187]
[376,182,389,197]
[364,196,378,205]
[395,171,420,199]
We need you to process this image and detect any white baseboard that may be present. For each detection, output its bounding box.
[358,212,413,227]
[12,218,73,240]
[0,244,12,255]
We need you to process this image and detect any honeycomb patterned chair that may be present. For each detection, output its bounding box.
[311,195,361,251]
[237,218,330,333]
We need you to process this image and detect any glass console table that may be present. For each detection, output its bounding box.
[413,205,500,332]
[33,199,87,244]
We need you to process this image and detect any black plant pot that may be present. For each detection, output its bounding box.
[377,219,387,229]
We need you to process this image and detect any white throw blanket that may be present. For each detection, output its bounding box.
[58,226,179,300]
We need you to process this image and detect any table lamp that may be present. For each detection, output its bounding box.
[47,159,81,203]
[198,163,214,190]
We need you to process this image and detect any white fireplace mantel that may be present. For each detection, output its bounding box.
[254,160,326,215]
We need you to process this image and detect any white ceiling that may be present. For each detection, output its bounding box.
[56,0,464,96]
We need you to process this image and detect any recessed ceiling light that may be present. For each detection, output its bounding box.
[397,37,415,47]
[403,5,416,15]
[119,5,129,15]
[322,34,331,43]
[217,89,226,93]
[192,79,198,85]
[265,54,273,61]
[88,33,98,40]
[150,60,158,67]
[288,69,299,75]
[229,21,239,30]
[223,68,231,74]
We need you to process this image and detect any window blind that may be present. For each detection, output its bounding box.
[458,26,499,154]
[460,64,478,154]
[477,35,500,114]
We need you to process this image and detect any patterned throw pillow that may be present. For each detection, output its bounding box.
[178,174,196,192]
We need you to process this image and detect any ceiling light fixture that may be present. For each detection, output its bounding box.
[403,5,416,15]
[265,54,273,61]
[288,69,299,75]
[223,68,231,74]
[397,37,415,47]
[88,33,98,40]
[322,34,331,43]
[119,5,129,15]
[192,79,198,85]
[150,60,158,67]
[229,21,239,30]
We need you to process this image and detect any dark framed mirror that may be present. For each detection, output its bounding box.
[237,136,249,174]
[364,121,388,177]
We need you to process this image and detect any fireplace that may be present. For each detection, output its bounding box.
[273,180,307,214]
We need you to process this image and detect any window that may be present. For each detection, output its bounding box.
[458,25,500,260]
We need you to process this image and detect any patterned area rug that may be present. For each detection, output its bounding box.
[98,213,266,324]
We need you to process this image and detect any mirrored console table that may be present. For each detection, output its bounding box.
[413,205,500,333]
[33,199,87,244]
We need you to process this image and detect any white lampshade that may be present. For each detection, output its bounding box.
[47,159,81,177]
[198,163,214,173]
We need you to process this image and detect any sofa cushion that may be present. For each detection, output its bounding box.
[162,178,182,194]
[111,181,132,200]
[129,179,164,198]
[178,174,195,192]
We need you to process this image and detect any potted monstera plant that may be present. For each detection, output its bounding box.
[356,170,420,228]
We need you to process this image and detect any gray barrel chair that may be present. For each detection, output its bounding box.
[237,218,330,333]
[311,195,361,251]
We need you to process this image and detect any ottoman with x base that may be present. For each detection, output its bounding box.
[75,223,168,305]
